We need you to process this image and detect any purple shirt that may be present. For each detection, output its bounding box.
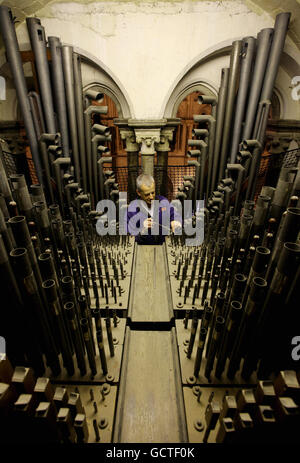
[127,195,181,245]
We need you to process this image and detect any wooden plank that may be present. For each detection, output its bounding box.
[128,244,173,323]
[113,327,188,443]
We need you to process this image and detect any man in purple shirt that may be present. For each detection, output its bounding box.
[127,174,182,245]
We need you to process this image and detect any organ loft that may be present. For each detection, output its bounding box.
[0,0,300,445]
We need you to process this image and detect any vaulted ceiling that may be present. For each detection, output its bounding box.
[0,0,299,49]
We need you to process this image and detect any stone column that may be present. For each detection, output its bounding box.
[120,128,139,202]
[134,128,160,178]
[155,128,174,197]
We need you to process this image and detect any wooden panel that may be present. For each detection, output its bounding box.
[113,327,188,443]
[128,244,173,323]
[171,91,212,158]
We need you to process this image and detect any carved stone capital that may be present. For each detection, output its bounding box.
[156,128,175,152]
[134,128,161,155]
[119,128,139,152]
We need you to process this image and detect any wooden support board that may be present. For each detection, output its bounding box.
[128,244,173,324]
[113,327,188,443]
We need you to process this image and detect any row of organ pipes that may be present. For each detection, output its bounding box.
[0,5,299,444]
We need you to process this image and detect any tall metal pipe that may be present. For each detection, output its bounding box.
[0,147,13,203]
[194,115,214,200]
[26,18,56,134]
[28,91,46,139]
[259,13,291,102]
[211,68,229,192]
[91,134,111,204]
[84,105,108,206]
[198,96,217,199]
[38,133,60,203]
[242,28,273,140]
[194,140,207,200]
[218,40,243,183]
[98,156,112,201]
[73,53,87,191]
[187,159,200,207]
[229,37,256,163]
[243,140,262,201]
[226,164,245,216]
[61,46,81,184]
[48,37,70,158]
[253,99,271,145]
[0,6,43,183]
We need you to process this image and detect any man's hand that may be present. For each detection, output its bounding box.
[171,220,182,233]
[142,217,153,233]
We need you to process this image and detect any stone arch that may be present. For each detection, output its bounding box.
[162,38,300,121]
[74,45,133,119]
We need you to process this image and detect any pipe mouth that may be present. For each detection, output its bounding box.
[231,300,242,310]
[64,302,74,310]
[235,273,246,282]
[205,306,213,314]
[61,276,72,283]
[256,246,271,255]
[252,277,267,287]
[78,295,86,302]
[38,252,51,261]
[216,316,225,324]
[42,279,55,289]
[242,140,248,149]
[200,327,207,335]
[10,248,26,257]
[258,195,270,202]
[80,318,88,326]
[287,207,300,216]
[9,215,25,223]
[283,242,300,252]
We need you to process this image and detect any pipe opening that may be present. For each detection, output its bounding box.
[256,247,270,255]
[42,279,55,288]
[284,242,300,252]
[231,301,242,310]
[80,318,88,326]
[9,215,25,223]
[286,207,300,216]
[64,302,74,309]
[253,277,267,287]
[10,248,26,257]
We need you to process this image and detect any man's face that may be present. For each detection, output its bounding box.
[137,182,155,207]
